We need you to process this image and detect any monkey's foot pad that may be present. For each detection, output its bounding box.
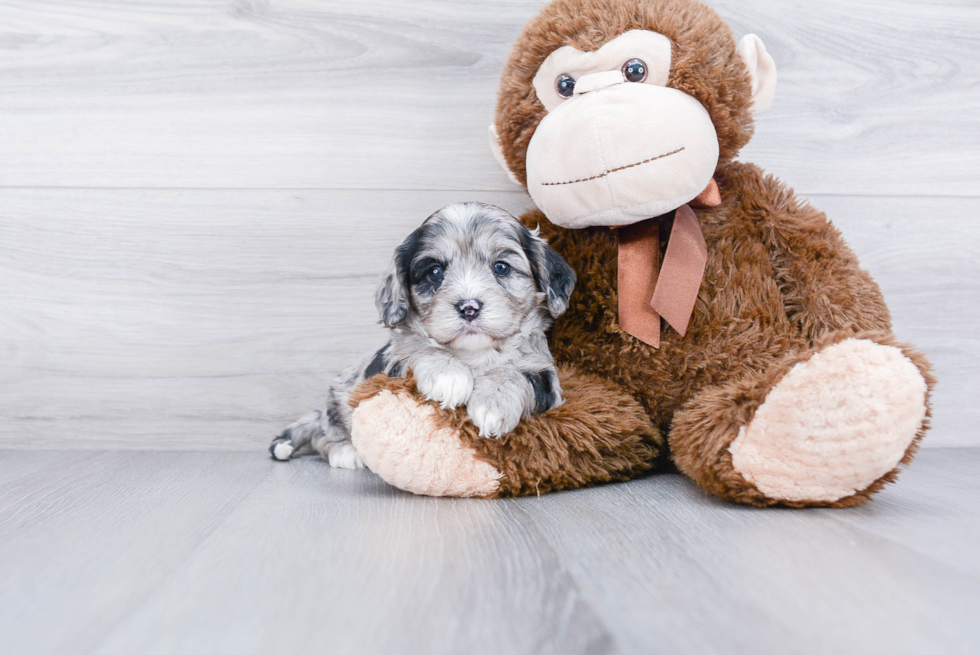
[351,389,502,497]
[729,338,928,502]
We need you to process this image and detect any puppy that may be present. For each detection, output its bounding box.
[269,202,576,468]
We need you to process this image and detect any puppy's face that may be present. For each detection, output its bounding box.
[377,202,575,351]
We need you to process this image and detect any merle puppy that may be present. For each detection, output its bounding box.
[269,202,576,468]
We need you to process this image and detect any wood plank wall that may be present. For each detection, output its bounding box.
[1,0,977,449]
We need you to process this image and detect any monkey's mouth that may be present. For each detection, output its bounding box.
[540,147,685,187]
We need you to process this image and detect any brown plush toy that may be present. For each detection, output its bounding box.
[348,0,934,507]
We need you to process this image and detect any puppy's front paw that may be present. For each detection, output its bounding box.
[467,387,522,438]
[418,367,474,409]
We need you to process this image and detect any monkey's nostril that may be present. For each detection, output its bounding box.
[456,299,483,321]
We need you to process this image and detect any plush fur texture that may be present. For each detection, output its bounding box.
[669,329,933,508]
[729,338,928,503]
[351,388,503,497]
[351,367,661,497]
[348,0,934,507]
[521,163,934,506]
[495,0,756,186]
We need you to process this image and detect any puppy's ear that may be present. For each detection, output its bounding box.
[520,226,576,317]
[376,226,423,328]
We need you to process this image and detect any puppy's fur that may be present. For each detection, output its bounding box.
[269,202,576,468]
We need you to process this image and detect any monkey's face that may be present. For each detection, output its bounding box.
[491,7,777,231]
[525,30,718,229]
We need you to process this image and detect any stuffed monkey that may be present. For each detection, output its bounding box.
[348,0,933,507]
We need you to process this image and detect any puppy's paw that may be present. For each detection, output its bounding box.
[269,436,295,461]
[270,410,325,460]
[326,441,365,470]
[467,387,522,438]
[418,367,474,409]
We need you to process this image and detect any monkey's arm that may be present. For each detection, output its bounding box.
[746,167,892,339]
[348,367,660,497]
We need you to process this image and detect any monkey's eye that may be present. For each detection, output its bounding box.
[492,261,511,277]
[555,74,576,98]
[426,265,444,283]
[622,58,647,83]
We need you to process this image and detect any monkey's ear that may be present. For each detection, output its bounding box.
[376,228,422,328]
[489,123,523,186]
[738,34,777,115]
[520,227,576,317]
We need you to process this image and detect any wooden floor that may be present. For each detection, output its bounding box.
[1,447,978,655]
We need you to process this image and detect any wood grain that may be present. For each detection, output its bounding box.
[0,451,272,655]
[812,194,980,447]
[92,456,618,655]
[821,447,980,578]
[516,449,980,655]
[0,189,975,449]
[0,189,533,449]
[0,449,976,654]
[0,0,976,194]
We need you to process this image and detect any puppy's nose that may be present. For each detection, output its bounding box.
[456,299,482,321]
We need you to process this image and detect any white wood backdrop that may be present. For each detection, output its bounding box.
[0,0,977,449]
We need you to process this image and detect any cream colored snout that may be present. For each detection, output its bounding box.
[525,81,720,229]
[572,70,626,95]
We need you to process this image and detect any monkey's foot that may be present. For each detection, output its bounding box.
[729,338,928,503]
[350,390,502,497]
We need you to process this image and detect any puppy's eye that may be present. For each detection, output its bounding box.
[555,74,575,98]
[622,58,647,83]
[426,265,444,282]
[493,261,511,277]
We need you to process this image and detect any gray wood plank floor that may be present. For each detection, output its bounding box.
[1,448,977,655]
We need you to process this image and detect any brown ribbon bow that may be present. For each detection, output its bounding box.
[616,179,718,348]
